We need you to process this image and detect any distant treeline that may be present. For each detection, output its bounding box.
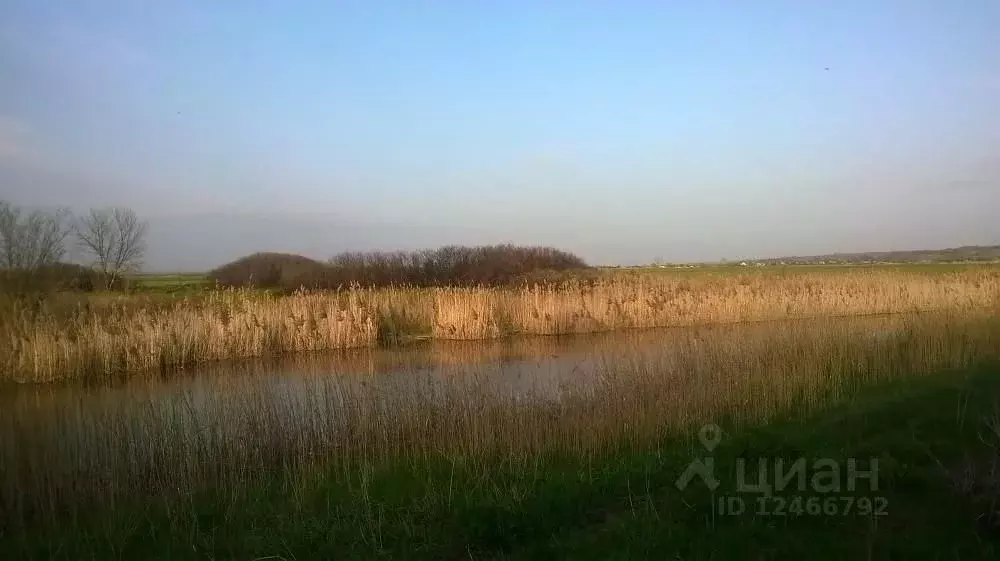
[208,245,589,289]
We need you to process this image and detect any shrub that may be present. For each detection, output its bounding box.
[206,252,328,289]
[0,263,122,294]
[208,246,589,289]
[314,245,587,288]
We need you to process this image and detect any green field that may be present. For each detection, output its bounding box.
[128,272,212,294]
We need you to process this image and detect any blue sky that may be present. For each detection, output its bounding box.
[1,1,998,269]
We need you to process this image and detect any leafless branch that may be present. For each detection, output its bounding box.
[75,207,148,289]
[0,200,71,270]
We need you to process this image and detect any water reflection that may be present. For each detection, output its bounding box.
[3,314,914,423]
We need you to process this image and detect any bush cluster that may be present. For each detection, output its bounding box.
[205,252,328,289]
[208,245,588,289]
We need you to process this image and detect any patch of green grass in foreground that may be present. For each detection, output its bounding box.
[5,364,1000,560]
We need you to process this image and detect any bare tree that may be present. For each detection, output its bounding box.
[75,207,148,289]
[0,201,71,270]
[0,201,16,268]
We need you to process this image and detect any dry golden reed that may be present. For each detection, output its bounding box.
[1,289,377,382]
[2,267,999,381]
[433,269,1000,338]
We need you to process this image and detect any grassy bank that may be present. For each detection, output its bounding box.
[3,310,1000,558]
[2,266,1000,381]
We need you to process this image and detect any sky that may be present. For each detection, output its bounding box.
[1,0,998,270]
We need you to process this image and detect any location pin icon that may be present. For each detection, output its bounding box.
[698,424,722,452]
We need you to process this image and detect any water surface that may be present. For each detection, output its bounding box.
[2,315,912,424]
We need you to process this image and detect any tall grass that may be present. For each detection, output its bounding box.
[2,267,999,382]
[0,289,378,382]
[4,310,1000,532]
[432,268,1000,337]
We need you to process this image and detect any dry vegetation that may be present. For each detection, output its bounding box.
[432,268,1000,338]
[0,290,379,382]
[4,310,1000,531]
[0,263,124,293]
[2,267,999,382]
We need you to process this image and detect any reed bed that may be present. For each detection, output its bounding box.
[433,268,1000,338]
[2,268,999,382]
[0,289,378,382]
[4,310,1000,530]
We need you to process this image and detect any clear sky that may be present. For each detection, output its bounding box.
[1,1,998,270]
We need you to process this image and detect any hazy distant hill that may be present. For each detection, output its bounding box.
[758,245,1000,265]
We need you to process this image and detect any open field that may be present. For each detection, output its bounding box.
[620,261,1000,274]
[4,310,1000,559]
[2,265,1000,382]
[128,272,213,294]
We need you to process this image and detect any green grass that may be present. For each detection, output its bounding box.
[128,272,212,295]
[529,366,1000,560]
[4,362,1000,559]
